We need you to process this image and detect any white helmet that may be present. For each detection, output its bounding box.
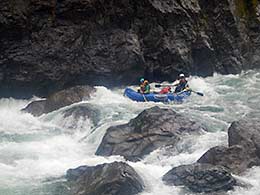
[179,73,185,78]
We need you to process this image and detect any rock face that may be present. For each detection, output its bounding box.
[198,116,260,174]
[22,85,95,116]
[66,162,144,195]
[162,163,237,193]
[1,0,260,98]
[96,106,206,161]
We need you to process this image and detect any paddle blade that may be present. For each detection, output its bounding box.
[195,92,204,96]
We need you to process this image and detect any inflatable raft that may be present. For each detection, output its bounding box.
[124,88,191,102]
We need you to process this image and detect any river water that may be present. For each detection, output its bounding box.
[0,70,260,195]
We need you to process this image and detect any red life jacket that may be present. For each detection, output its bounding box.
[159,87,171,94]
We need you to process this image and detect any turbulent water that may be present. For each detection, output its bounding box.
[0,70,260,195]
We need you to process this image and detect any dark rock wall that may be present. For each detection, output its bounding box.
[0,0,260,98]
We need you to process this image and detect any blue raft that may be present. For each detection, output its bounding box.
[124,88,191,102]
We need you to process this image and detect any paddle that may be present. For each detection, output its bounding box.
[155,84,172,88]
[142,94,148,102]
[191,90,204,96]
[154,84,204,96]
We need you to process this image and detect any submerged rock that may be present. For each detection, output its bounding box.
[66,162,144,195]
[61,104,101,130]
[22,85,95,116]
[96,106,206,161]
[162,163,237,193]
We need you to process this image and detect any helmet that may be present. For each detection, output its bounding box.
[179,73,185,78]
[140,78,145,83]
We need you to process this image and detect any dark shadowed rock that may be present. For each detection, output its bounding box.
[66,162,144,195]
[197,145,260,174]
[96,106,206,161]
[22,85,95,116]
[162,163,237,193]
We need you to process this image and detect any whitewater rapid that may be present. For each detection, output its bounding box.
[0,70,260,195]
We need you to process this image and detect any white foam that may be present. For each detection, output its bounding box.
[0,70,260,194]
[229,167,260,195]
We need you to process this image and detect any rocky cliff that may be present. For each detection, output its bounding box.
[1,0,260,98]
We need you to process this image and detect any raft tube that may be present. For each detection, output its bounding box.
[124,88,191,102]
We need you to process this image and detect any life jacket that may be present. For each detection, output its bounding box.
[159,86,171,94]
[143,80,150,94]
[174,80,188,93]
[144,84,150,94]
[140,80,150,93]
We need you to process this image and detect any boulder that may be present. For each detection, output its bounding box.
[162,163,237,193]
[197,116,260,174]
[61,104,100,129]
[96,106,206,161]
[21,100,46,116]
[197,145,260,174]
[66,162,144,195]
[228,118,260,158]
[22,85,95,116]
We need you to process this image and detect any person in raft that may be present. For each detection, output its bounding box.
[138,78,150,94]
[173,73,189,93]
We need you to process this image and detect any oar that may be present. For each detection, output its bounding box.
[190,90,204,96]
[154,84,204,96]
[155,84,171,88]
[142,94,148,102]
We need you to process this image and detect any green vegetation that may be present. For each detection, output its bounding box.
[234,0,259,18]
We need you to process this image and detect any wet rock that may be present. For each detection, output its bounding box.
[228,118,260,156]
[197,145,260,174]
[66,165,89,181]
[66,162,144,195]
[162,163,237,193]
[198,116,260,174]
[22,101,44,116]
[21,100,47,116]
[61,104,100,129]
[96,106,206,161]
[22,85,95,116]
[1,0,260,98]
